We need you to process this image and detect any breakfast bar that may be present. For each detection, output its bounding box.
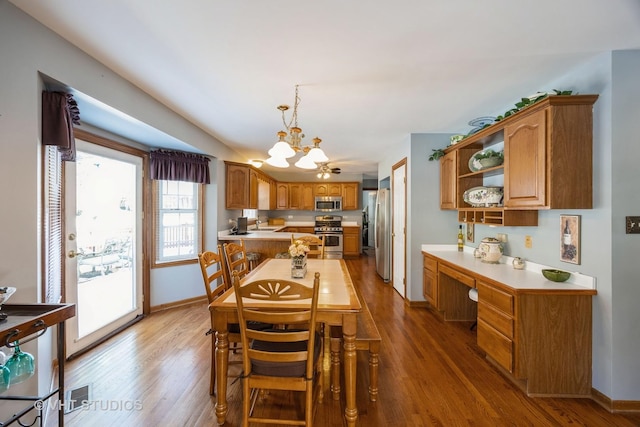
[422,245,597,397]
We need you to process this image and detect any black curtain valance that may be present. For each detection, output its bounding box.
[150,149,211,184]
[42,91,80,162]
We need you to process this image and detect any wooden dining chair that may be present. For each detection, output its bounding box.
[291,234,325,259]
[198,245,243,395]
[223,240,250,286]
[232,270,323,427]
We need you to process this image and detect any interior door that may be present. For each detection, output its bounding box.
[64,139,143,356]
[392,159,407,297]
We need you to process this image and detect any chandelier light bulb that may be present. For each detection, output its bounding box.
[294,155,317,170]
[268,140,296,159]
[306,147,328,163]
[265,156,289,168]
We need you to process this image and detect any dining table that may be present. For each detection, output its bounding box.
[209,257,362,426]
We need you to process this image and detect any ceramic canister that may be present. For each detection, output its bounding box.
[479,237,503,263]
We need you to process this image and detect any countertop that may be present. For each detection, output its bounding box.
[422,244,596,292]
[218,221,360,241]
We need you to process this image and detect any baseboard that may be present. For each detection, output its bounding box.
[150,295,208,313]
[407,300,429,308]
[592,388,640,413]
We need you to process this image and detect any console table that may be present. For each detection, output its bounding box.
[422,246,596,397]
[0,304,76,426]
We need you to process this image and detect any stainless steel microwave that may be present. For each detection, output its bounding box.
[315,196,342,212]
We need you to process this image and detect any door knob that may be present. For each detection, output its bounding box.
[68,250,78,258]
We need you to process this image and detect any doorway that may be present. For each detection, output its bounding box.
[392,159,407,297]
[64,139,144,356]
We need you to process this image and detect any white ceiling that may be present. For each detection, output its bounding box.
[10,0,640,176]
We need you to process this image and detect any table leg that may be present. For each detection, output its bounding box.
[214,318,229,425]
[342,313,358,426]
[330,333,341,400]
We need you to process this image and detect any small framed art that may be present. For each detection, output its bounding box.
[560,214,580,264]
[466,223,474,243]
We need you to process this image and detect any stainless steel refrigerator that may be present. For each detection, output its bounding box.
[374,189,391,282]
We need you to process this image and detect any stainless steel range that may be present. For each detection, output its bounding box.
[314,215,343,259]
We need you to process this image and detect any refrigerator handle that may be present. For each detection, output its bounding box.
[374,201,380,249]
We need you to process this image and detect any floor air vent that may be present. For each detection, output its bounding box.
[64,384,91,414]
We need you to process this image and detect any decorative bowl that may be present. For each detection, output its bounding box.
[541,269,571,282]
[0,287,16,305]
[468,149,504,172]
[463,186,504,207]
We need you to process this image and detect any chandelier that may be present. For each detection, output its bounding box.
[265,85,329,169]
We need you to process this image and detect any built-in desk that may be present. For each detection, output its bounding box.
[422,245,596,397]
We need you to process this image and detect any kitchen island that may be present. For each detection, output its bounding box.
[218,220,361,260]
[422,244,596,397]
[217,223,315,260]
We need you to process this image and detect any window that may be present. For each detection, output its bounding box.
[154,180,203,265]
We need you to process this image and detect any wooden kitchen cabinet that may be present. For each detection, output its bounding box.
[422,253,438,307]
[424,250,595,396]
[477,278,593,395]
[504,97,597,209]
[315,183,342,197]
[441,94,598,225]
[226,162,252,209]
[301,183,315,210]
[282,183,315,210]
[342,183,359,210]
[248,168,258,209]
[476,280,515,373]
[288,183,303,210]
[276,182,289,210]
[439,150,461,210]
[342,226,360,257]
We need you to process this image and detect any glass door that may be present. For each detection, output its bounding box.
[64,139,143,356]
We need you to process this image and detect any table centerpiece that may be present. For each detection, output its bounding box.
[289,240,309,278]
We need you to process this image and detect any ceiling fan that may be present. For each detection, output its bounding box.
[315,162,341,179]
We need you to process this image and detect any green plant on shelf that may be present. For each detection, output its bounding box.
[495,89,573,122]
[428,89,574,163]
[428,149,445,161]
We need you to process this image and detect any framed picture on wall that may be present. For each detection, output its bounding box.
[466,223,474,243]
[560,214,580,264]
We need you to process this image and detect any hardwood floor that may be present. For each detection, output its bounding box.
[49,252,640,426]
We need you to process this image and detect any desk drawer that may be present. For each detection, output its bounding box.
[478,319,513,372]
[439,263,474,288]
[423,254,437,273]
[478,301,513,338]
[477,281,514,315]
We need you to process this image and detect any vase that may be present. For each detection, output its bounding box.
[291,255,307,279]
[5,343,35,385]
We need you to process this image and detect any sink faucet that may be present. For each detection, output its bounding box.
[255,220,262,230]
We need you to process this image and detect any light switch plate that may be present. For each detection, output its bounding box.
[626,216,640,234]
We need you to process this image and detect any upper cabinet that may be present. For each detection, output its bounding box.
[441,95,598,226]
[439,151,458,210]
[226,161,273,210]
[225,161,360,210]
[316,183,342,197]
[226,162,252,209]
[341,182,359,210]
